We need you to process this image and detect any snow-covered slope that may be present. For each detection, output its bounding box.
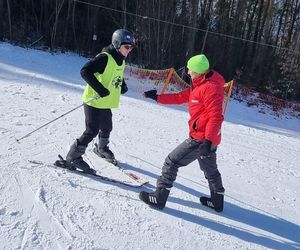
[1,43,299,250]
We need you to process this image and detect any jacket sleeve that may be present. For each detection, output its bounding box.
[157,88,190,104]
[80,54,108,94]
[202,84,224,143]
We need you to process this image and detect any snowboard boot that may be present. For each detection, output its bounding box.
[93,137,117,165]
[66,140,95,174]
[139,188,170,210]
[200,191,224,212]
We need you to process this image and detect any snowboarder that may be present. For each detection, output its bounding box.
[64,29,136,171]
[139,54,226,212]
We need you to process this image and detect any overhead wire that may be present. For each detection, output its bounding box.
[73,0,300,55]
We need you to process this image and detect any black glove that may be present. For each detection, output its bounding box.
[199,140,212,159]
[121,83,128,94]
[98,87,110,97]
[144,90,157,101]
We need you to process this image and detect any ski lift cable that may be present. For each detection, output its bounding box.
[73,0,300,55]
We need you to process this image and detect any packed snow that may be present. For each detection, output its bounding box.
[0,43,299,250]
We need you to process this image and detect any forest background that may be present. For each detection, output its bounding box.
[0,0,299,101]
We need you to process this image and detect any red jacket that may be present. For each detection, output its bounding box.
[157,70,225,146]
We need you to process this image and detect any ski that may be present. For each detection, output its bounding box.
[107,160,149,186]
[91,147,149,185]
[29,156,145,189]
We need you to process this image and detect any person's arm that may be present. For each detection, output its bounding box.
[80,54,110,97]
[144,88,190,104]
[158,88,190,104]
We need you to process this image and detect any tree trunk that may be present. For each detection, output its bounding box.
[6,0,12,40]
[285,0,300,47]
[63,0,72,49]
[72,0,78,51]
[51,0,65,49]
[122,0,127,27]
[186,0,199,59]
[0,0,5,36]
[275,0,288,47]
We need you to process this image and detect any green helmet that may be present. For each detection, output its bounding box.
[187,54,210,74]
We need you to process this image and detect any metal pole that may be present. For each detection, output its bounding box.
[15,96,99,143]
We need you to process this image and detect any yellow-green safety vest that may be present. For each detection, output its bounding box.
[82,52,125,109]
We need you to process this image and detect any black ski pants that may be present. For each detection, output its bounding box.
[78,104,112,146]
[157,138,225,193]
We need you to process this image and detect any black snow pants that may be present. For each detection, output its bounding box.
[78,104,112,146]
[157,138,225,193]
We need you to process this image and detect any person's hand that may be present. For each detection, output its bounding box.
[143,90,157,101]
[199,140,212,159]
[98,88,110,97]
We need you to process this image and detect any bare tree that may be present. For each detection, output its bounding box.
[0,0,5,36]
[186,0,199,58]
[51,0,65,49]
[6,0,12,40]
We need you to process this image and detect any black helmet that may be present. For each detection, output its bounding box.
[112,29,136,49]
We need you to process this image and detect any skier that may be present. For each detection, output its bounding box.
[64,29,136,171]
[139,54,226,212]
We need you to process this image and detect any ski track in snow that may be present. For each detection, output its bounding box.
[1,43,300,250]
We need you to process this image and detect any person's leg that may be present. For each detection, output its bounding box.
[198,149,225,212]
[156,138,201,188]
[77,104,103,146]
[98,109,112,139]
[94,109,116,162]
[198,150,224,193]
[139,138,200,209]
[66,104,101,170]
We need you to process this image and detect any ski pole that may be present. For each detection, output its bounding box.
[15,95,99,143]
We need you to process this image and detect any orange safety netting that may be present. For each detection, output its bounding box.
[125,66,234,115]
[233,83,300,118]
[125,65,300,118]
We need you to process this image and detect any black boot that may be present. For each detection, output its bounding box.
[93,137,116,165]
[66,140,95,173]
[139,188,170,209]
[200,191,224,212]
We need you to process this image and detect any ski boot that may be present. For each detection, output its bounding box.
[200,191,224,212]
[139,188,170,210]
[65,140,96,174]
[93,137,117,165]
